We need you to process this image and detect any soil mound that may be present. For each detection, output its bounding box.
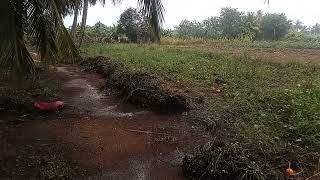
[80,56,189,113]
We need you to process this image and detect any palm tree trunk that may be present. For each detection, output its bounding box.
[78,0,88,48]
[70,2,80,41]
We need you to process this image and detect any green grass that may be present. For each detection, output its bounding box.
[82,43,320,154]
[161,37,320,49]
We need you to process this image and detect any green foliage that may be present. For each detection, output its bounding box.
[83,43,320,151]
[203,17,221,39]
[173,8,304,41]
[161,29,175,38]
[219,7,246,38]
[92,22,114,35]
[138,0,165,42]
[242,11,262,39]
[0,0,79,77]
[260,13,291,40]
[161,36,320,49]
[85,22,118,41]
[311,23,320,34]
[175,20,207,38]
[292,20,308,33]
[117,8,152,42]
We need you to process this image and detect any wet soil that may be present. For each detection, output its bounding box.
[0,65,209,179]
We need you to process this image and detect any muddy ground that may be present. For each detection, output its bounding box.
[0,65,210,179]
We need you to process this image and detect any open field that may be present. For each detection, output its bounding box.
[160,37,320,64]
[1,41,320,179]
[82,43,320,178]
[161,37,320,50]
[5,0,320,179]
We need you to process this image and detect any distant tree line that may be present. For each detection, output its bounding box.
[76,7,153,43]
[79,7,320,44]
[172,7,320,41]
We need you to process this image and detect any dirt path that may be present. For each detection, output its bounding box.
[0,65,209,179]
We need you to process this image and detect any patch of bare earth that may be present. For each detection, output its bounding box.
[0,65,209,179]
[175,45,320,64]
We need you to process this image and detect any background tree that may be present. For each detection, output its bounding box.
[293,20,304,32]
[70,1,81,40]
[161,29,175,37]
[78,0,164,46]
[175,20,206,38]
[243,12,261,39]
[311,23,320,34]
[117,8,140,42]
[202,17,221,39]
[219,7,245,39]
[117,8,151,42]
[79,22,118,43]
[0,0,165,77]
[174,8,263,40]
[78,0,123,47]
[260,13,291,40]
[78,0,90,47]
[0,0,79,76]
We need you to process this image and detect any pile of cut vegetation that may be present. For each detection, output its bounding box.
[183,139,320,179]
[183,141,267,180]
[80,56,189,113]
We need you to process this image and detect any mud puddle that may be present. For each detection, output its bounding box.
[1,65,209,179]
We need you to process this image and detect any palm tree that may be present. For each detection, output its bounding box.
[0,0,164,77]
[0,0,79,76]
[265,0,270,6]
[71,1,81,40]
[139,0,165,41]
[71,0,113,45]
[78,0,89,47]
[77,0,164,47]
[293,20,303,32]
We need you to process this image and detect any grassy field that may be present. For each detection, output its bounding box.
[161,37,320,49]
[82,43,320,176]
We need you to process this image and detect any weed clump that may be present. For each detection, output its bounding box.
[183,141,268,180]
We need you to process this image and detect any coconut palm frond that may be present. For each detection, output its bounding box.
[0,0,34,76]
[48,0,80,62]
[57,25,80,63]
[138,0,165,41]
[52,0,81,17]
[27,0,58,62]
[0,0,79,77]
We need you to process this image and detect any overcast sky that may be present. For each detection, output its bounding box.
[64,0,320,29]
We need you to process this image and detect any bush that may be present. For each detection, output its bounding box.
[257,13,291,40]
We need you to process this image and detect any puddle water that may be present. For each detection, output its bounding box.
[56,66,148,118]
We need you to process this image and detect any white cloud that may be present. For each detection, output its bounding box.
[64,0,320,28]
